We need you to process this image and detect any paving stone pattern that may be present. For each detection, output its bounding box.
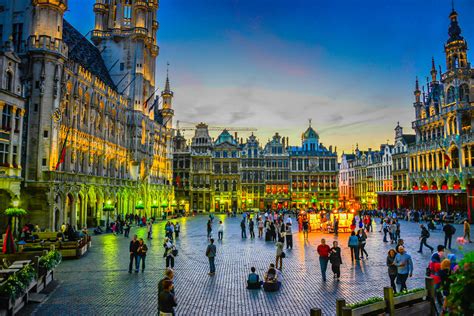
[31,216,473,316]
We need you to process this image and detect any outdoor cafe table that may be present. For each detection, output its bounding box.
[12,260,31,265]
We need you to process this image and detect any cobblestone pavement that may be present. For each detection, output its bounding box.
[31,215,473,316]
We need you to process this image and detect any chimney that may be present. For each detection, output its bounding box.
[282,137,286,147]
[240,137,243,144]
[234,132,238,140]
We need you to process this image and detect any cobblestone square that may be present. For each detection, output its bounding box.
[31,215,472,315]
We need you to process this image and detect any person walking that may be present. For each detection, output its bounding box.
[333,217,339,235]
[358,229,369,259]
[249,219,255,239]
[158,280,177,315]
[442,223,456,249]
[463,220,472,243]
[241,219,247,239]
[206,238,217,275]
[147,221,153,240]
[394,246,413,292]
[348,231,359,262]
[383,220,389,242]
[329,241,342,280]
[207,219,212,239]
[418,224,434,253]
[317,238,331,282]
[174,222,180,239]
[275,238,284,270]
[163,238,176,269]
[258,218,264,238]
[302,217,309,240]
[158,269,175,313]
[136,238,148,273]
[285,222,293,249]
[217,220,224,240]
[123,221,130,238]
[386,249,398,293]
[128,234,140,273]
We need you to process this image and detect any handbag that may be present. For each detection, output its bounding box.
[172,248,178,256]
[281,252,286,258]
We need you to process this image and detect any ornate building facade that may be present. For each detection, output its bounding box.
[289,123,338,209]
[339,153,355,209]
[172,123,339,212]
[0,0,174,229]
[376,7,473,221]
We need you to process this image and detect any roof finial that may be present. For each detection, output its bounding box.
[309,118,312,127]
[163,62,171,93]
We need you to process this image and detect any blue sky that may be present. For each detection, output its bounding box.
[65,0,474,153]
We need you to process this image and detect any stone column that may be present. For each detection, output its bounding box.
[468,145,472,167]
[16,109,25,166]
[8,106,16,166]
[71,192,78,228]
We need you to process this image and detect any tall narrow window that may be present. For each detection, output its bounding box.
[2,105,11,130]
[0,143,9,165]
[6,72,13,92]
[124,0,132,26]
[12,23,23,52]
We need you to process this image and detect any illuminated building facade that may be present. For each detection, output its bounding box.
[240,134,265,211]
[379,7,474,221]
[339,153,355,209]
[0,0,174,229]
[289,122,338,209]
[263,133,290,209]
[190,123,213,212]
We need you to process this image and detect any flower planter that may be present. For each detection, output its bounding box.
[344,301,386,316]
[393,290,427,306]
[0,292,27,316]
[34,275,45,293]
[44,269,54,288]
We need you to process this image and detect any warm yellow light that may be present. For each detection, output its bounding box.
[106,200,112,205]
[12,200,19,207]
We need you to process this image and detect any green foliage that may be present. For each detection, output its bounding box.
[393,287,425,297]
[135,204,145,210]
[39,250,62,270]
[103,205,115,212]
[0,265,36,299]
[347,297,384,309]
[446,251,474,315]
[4,208,27,217]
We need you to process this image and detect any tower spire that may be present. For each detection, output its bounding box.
[430,57,437,81]
[414,77,421,103]
[164,62,171,93]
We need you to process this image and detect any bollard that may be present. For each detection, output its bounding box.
[425,277,436,316]
[336,299,346,316]
[384,287,395,316]
[310,308,322,316]
[341,307,352,316]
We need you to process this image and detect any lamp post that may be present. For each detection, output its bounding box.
[103,200,115,232]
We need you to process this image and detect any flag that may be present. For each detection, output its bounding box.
[55,127,70,170]
[149,96,159,112]
[2,225,15,254]
[444,153,451,168]
[176,175,181,187]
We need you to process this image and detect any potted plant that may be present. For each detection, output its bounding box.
[0,265,36,313]
[444,241,474,316]
[4,204,27,239]
[343,297,385,315]
[393,287,426,305]
[38,250,62,287]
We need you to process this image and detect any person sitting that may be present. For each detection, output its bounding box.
[247,267,262,289]
[93,226,103,235]
[263,264,282,292]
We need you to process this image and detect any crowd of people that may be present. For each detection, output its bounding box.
[116,207,472,315]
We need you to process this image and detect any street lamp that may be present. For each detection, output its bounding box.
[103,200,115,231]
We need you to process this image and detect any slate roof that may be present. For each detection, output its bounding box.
[402,134,416,145]
[63,20,116,90]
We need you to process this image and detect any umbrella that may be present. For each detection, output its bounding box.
[2,225,16,254]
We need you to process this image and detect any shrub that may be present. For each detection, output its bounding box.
[347,297,384,309]
[39,250,62,270]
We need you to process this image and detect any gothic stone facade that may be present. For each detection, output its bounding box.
[0,0,174,230]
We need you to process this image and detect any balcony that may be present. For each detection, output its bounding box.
[134,27,148,38]
[150,44,159,56]
[152,20,159,29]
[27,35,68,58]
[0,165,21,178]
[135,0,148,9]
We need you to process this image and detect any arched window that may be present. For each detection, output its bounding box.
[459,84,469,102]
[447,86,455,103]
[6,72,13,92]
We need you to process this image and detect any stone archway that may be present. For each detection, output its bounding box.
[65,193,74,226]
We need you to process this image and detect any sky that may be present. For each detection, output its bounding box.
[65,0,474,154]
